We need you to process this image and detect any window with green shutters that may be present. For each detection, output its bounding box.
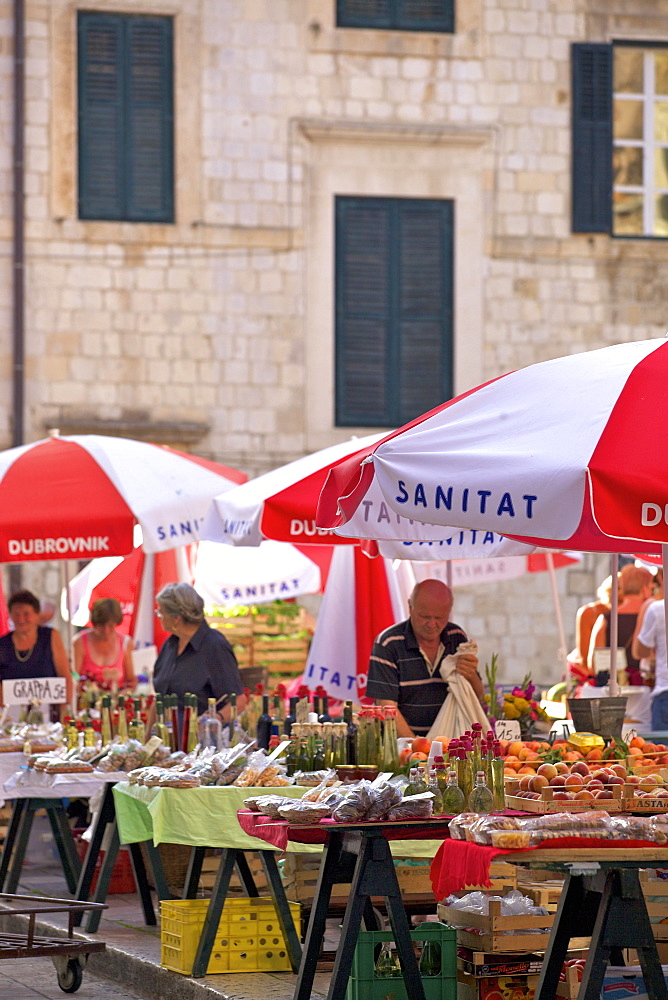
[335,196,454,428]
[78,12,174,222]
[572,41,668,237]
[337,0,454,33]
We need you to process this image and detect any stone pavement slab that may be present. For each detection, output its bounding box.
[0,858,331,1000]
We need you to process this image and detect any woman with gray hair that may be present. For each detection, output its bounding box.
[153,582,244,719]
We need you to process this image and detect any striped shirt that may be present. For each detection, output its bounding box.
[366,618,469,735]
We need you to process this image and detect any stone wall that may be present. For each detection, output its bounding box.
[0,0,663,680]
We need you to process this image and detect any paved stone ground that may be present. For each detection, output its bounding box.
[0,957,144,1000]
[1,855,332,1000]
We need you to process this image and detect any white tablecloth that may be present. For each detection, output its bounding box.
[3,767,126,802]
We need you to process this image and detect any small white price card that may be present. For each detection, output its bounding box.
[494,719,521,741]
[2,676,67,705]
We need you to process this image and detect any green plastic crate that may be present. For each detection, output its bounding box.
[160,896,301,975]
[345,923,457,1000]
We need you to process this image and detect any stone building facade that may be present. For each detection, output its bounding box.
[0,0,664,682]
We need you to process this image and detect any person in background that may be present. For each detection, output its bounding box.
[153,582,245,722]
[633,594,668,729]
[73,598,136,691]
[588,564,653,684]
[38,599,56,627]
[366,578,481,738]
[0,589,73,706]
[567,574,614,687]
[632,567,664,687]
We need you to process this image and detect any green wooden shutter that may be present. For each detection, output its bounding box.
[337,0,454,31]
[78,14,125,220]
[336,199,392,425]
[335,197,453,428]
[78,12,173,222]
[397,1,454,32]
[572,42,613,233]
[396,200,454,424]
[126,18,173,221]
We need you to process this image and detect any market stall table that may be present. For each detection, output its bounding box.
[0,767,126,898]
[433,837,668,1000]
[111,782,314,969]
[249,813,454,1000]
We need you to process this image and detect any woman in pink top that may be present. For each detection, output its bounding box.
[73,598,136,690]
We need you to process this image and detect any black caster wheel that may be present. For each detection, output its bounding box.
[57,958,83,993]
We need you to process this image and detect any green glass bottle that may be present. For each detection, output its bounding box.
[428,769,444,814]
[296,737,311,773]
[404,767,419,796]
[469,770,494,814]
[312,739,326,771]
[418,936,441,976]
[374,941,401,979]
[100,695,113,747]
[442,769,466,815]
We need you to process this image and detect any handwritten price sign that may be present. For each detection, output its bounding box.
[493,719,521,741]
[2,677,67,706]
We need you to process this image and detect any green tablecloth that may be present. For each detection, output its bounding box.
[112,781,444,858]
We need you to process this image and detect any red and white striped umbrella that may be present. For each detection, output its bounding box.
[0,432,246,561]
[319,338,668,554]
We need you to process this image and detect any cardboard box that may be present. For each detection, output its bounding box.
[600,966,668,1000]
[458,969,539,1000]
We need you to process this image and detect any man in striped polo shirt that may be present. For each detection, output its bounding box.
[366,579,482,738]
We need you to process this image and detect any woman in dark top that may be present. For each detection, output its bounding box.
[0,589,73,705]
[153,582,245,720]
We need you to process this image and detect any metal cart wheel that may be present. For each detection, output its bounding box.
[55,958,83,993]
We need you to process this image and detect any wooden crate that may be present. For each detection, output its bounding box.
[207,612,311,687]
[0,803,12,843]
[505,783,623,813]
[282,853,437,904]
[516,877,564,910]
[459,862,518,894]
[438,899,590,954]
[556,965,582,999]
[199,852,275,895]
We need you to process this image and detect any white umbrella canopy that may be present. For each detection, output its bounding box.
[193,539,322,608]
[319,338,668,696]
[320,339,668,554]
[0,431,246,561]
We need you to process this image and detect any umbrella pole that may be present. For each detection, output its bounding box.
[545,551,568,677]
[61,559,76,717]
[608,553,619,697]
[446,559,452,590]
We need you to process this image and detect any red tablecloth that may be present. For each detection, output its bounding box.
[430,838,661,900]
[237,810,453,851]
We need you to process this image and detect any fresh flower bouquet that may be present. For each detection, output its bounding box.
[485,657,549,737]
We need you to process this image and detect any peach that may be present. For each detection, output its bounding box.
[530,774,549,793]
[564,773,584,787]
[518,765,537,774]
[595,789,614,799]
[508,742,524,758]
[519,775,534,792]
[549,775,567,787]
[586,748,603,761]
[640,774,660,793]
[607,775,625,786]
[537,763,558,780]
[552,791,571,800]
[574,790,595,800]
[570,761,589,777]
[555,762,570,774]
[609,764,627,779]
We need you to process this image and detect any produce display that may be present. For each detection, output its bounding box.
[449,810,668,847]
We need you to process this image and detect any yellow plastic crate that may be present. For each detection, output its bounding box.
[160,896,301,975]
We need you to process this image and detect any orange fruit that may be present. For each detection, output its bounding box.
[408,751,428,762]
[411,736,431,755]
